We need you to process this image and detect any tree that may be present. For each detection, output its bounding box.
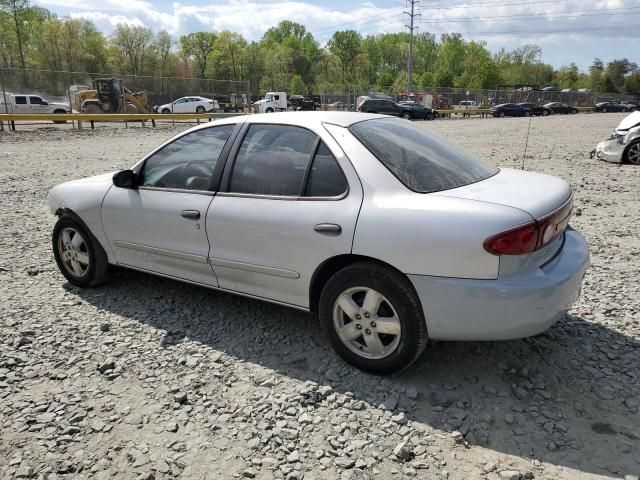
[327,30,361,83]
[111,24,153,76]
[624,72,640,96]
[179,31,217,79]
[213,30,247,80]
[289,74,307,94]
[0,0,28,74]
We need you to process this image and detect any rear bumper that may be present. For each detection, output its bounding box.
[409,229,590,341]
[594,137,624,163]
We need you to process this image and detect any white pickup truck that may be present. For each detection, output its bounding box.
[453,100,480,111]
[1,93,71,121]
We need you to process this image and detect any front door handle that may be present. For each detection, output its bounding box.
[181,210,200,220]
[314,223,342,235]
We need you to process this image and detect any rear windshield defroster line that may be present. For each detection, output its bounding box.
[350,118,499,193]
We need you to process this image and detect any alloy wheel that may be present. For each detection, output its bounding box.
[333,287,402,360]
[627,143,640,165]
[57,227,90,277]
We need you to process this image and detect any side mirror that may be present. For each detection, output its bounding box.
[113,170,137,189]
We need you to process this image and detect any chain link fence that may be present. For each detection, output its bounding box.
[318,85,637,111]
[0,68,252,113]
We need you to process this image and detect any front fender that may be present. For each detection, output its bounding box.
[48,173,116,262]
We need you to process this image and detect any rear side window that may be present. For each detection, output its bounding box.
[304,143,348,197]
[350,118,498,193]
[15,96,27,104]
[229,124,316,196]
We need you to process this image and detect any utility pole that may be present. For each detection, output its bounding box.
[405,0,420,92]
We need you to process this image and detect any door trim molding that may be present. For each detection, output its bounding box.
[208,257,300,279]
[113,241,209,264]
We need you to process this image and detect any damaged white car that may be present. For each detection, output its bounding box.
[591,111,640,165]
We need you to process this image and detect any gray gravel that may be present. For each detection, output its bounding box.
[1,114,639,480]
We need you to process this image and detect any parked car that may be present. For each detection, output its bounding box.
[358,99,419,119]
[619,101,640,111]
[517,103,551,116]
[48,112,589,374]
[157,96,219,114]
[593,101,628,113]
[490,103,532,117]
[397,101,436,120]
[327,101,347,110]
[0,93,70,122]
[453,100,479,111]
[543,102,579,114]
[289,95,316,111]
[591,111,640,165]
[542,86,561,92]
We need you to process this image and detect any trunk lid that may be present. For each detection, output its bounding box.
[435,168,571,219]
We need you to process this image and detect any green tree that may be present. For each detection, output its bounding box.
[111,24,153,75]
[289,74,307,94]
[327,30,361,83]
[180,31,217,79]
[624,72,640,96]
[0,0,28,73]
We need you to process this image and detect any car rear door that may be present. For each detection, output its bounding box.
[13,96,29,114]
[101,123,238,285]
[205,122,363,308]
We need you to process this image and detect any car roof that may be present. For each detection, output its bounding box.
[188,112,383,132]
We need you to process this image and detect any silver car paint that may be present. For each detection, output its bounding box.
[594,111,640,163]
[205,120,363,308]
[48,112,590,341]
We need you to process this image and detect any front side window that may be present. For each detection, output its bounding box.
[29,96,43,105]
[350,118,498,193]
[140,125,234,191]
[229,124,316,196]
[304,143,348,197]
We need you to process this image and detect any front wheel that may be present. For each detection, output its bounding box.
[602,108,607,113]
[426,113,435,121]
[318,262,428,374]
[52,215,110,287]
[542,110,549,116]
[499,111,505,117]
[624,141,640,165]
[572,109,578,114]
[265,108,274,113]
[524,111,530,117]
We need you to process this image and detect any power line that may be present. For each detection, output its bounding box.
[418,0,620,11]
[446,25,640,36]
[309,8,405,36]
[405,0,420,91]
[419,6,640,23]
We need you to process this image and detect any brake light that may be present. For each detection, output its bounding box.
[484,197,573,256]
[484,222,538,255]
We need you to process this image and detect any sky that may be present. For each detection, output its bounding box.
[33,0,640,70]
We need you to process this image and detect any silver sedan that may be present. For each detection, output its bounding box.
[48,112,590,374]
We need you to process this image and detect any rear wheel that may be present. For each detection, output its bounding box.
[52,215,110,287]
[427,112,435,121]
[624,141,640,165]
[499,111,505,118]
[542,110,549,116]
[52,110,67,124]
[319,262,428,374]
[602,108,607,113]
[196,106,205,113]
[265,108,274,113]
[572,109,578,114]
[524,111,530,117]
[401,111,413,120]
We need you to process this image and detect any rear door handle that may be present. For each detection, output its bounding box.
[181,210,200,220]
[314,223,342,235]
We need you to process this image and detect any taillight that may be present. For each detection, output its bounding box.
[484,222,539,255]
[485,196,573,256]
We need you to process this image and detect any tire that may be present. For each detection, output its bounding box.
[52,215,110,288]
[602,108,607,113]
[572,109,578,114]
[623,141,640,165]
[524,111,530,117]
[318,262,428,374]
[401,111,413,120]
[265,108,274,113]
[542,110,549,116]
[52,110,67,124]
[196,106,205,113]
[162,108,171,114]
[83,103,100,114]
[427,113,435,121]
[499,112,505,118]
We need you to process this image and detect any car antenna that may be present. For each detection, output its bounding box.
[522,49,544,171]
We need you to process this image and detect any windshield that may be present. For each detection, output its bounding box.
[350,118,498,193]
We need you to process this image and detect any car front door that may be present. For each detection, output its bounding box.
[205,123,363,308]
[101,124,237,285]
[29,96,47,113]
[173,98,187,113]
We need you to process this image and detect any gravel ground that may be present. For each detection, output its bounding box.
[1,114,639,480]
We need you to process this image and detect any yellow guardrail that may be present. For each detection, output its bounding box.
[436,108,491,115]
[0,112,214,131]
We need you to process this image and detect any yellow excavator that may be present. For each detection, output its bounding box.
[73,78,150,114]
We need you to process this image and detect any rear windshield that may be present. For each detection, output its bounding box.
[350,118,498,193]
